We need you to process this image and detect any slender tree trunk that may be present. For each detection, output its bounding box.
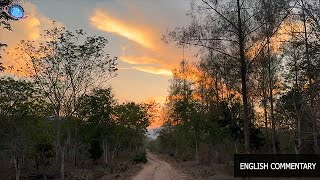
[103,140,108,165]
[237,0,250,154]
[263,94,268,141]
[269,80,277,154]
[294,113,302,154]
[220,76,224,100]
[211,50,220,103]
[67,129,71,159]
[57,115,65,179]
[215,72,219,103]
[267,42,277,154]
[13,141,20,180]
[293,49,302,154]
[14,156,20,180]
[74,122,78,167]
[301,0,319,153]
[61,146,65,179]
[56,116,60,164]
[193,127,198,164]
[234,141,238,154]
[55,140,59,163]
[262,70,268,138]
[111,148,116,160]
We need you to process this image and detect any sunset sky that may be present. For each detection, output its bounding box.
[1,0,193,105]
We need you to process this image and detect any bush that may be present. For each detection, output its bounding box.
[131,150,148,164]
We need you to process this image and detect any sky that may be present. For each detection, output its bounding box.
[0,0,193,105]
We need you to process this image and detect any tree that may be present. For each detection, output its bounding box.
[77,88,116,165]
[279,0,320,154]
[164,0,291,153]
[298,0,320,154]
[113,102,152,152]
[16,26,118,179]
[0,77,53,180]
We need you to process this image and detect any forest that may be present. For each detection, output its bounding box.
[149,0,320,165]
[1,0,320,179]
[0,19,154,180]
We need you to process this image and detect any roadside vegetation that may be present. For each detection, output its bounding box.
[149,0,320,178]
[0,23,153,180]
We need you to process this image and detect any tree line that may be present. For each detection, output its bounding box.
[0,25,153,179]
[150,0,320,162]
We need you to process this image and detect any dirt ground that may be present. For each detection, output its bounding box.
[132,151,191,180]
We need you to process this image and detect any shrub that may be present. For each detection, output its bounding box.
[131,150,148,164]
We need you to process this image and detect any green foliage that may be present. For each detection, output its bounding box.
[131,150,147,164]
[77,87,152,162]
[16,27,118,118]
[152,57,267,161]
[0,26,155,178]
[0,77,56,174]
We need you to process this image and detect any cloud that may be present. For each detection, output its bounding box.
[247,19,303,59]
[89,7,194,77]
[120,56,160,65]
[90,9,156,50]
[132,66,173,76]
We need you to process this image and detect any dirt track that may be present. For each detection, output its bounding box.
[132,151,191,180]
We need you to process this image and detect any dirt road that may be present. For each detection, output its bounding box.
[132,151,191,180]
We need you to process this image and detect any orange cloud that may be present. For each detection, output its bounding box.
[120,56,160,65]
[90,9,156,50]
[90,8,194,77]
[247,20,304,58]
[132,66,173,76]
[270,20,303,53]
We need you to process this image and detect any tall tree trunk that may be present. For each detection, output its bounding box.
[67,129,71,160]
[267,42,277,154]
[211,50,220,103]
[261,64,269,139]
[294,108,302,154]
[14,141,20,180]
[103,140,108,165]
[193,127,198,164]
[269,66,277,154]
[57,115,65,180]
[301,0,319,153]
[55,123,59,164]
[61,146,65,179]
[215,71,219,103]
[234,141,238,154]
[263,91,269,143]
[237,0,250,154]
[14,156,20,180]
[293,48,302,154]
[74,122,78,167]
